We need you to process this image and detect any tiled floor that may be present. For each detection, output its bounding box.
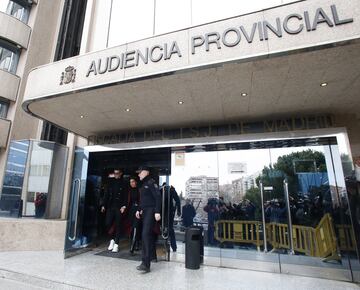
[0,250,359,290]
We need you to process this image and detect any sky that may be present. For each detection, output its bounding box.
[165,144,347,195]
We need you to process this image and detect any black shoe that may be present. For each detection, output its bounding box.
[136,264,150,273]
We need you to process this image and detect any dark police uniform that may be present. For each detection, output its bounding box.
[139,175,161,270]
[102,176,128,244]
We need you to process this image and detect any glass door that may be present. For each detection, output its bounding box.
[64,147,90,258]
[269,142,353,281]
[217,147,280,272]
[327,138,359,282]
[168,146,221,266]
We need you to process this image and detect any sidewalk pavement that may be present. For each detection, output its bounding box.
[0,249,359,290]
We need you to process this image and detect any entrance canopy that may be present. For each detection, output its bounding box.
[23,0,360,139]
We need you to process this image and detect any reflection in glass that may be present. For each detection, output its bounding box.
[167,137,357,279]
[0,140,29,217]
[24,141,68,218]
[6,0,29,23]
[25,142,53,218]
[0,140,68,219]
[0,100,9,118]
[261,144,354,280]
[330,135,360,281]
[0,40,20,74]
[0,0,30,23]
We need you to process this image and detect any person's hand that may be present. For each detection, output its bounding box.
[120,206,126,213]
[101,206,105,213]
[136,211,140,219]
[155,213,161,221]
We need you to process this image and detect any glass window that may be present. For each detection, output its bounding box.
[0,100,9,118]
[24,141,68,218]
[0,0,30,23]
[0,140,30,217]
[0,140,68,219]
[0,39,20,74]
[165,137,356,279]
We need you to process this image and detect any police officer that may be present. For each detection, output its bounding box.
[101,169,128,253]
[135,166,161,273]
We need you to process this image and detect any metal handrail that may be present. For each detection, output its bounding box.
[284,179,295,254]
[260,181,268,252]
[68,178,81,241]
[161,185,170,240]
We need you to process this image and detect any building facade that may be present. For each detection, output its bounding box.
[232,171,260,201]
[0,0,360,283]
[186,176,219,200]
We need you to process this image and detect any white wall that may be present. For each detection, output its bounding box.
[84,0,301,52]
[108,0,155,47]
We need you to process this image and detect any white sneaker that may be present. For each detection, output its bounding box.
[108,239,115,251]
[112,244,119,253]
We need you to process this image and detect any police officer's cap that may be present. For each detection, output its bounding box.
[136,165,150,173]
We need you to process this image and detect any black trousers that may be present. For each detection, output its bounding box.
[105,207,123,244]
[141,207,156,268]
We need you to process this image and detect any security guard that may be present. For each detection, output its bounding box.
[135,166,161,273]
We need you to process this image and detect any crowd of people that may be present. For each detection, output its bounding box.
[199,188,349,231]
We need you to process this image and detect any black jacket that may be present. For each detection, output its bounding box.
[161,185,181,215]
[139,176,161,213]
[102,177,128,209]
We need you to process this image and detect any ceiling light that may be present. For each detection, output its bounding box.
[241,92,248,97]
[125,108,131,112]
[178,101,184,105]
[320,82,328,87]
[80,115,84,119]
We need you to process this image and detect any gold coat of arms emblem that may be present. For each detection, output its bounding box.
[60,66,76,85]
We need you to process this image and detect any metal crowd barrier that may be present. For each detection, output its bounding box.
[336,224,357,252]
[292,222,316,257]
[215,214,356,260]
[215,220,263,250]
[314,214,339,261]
